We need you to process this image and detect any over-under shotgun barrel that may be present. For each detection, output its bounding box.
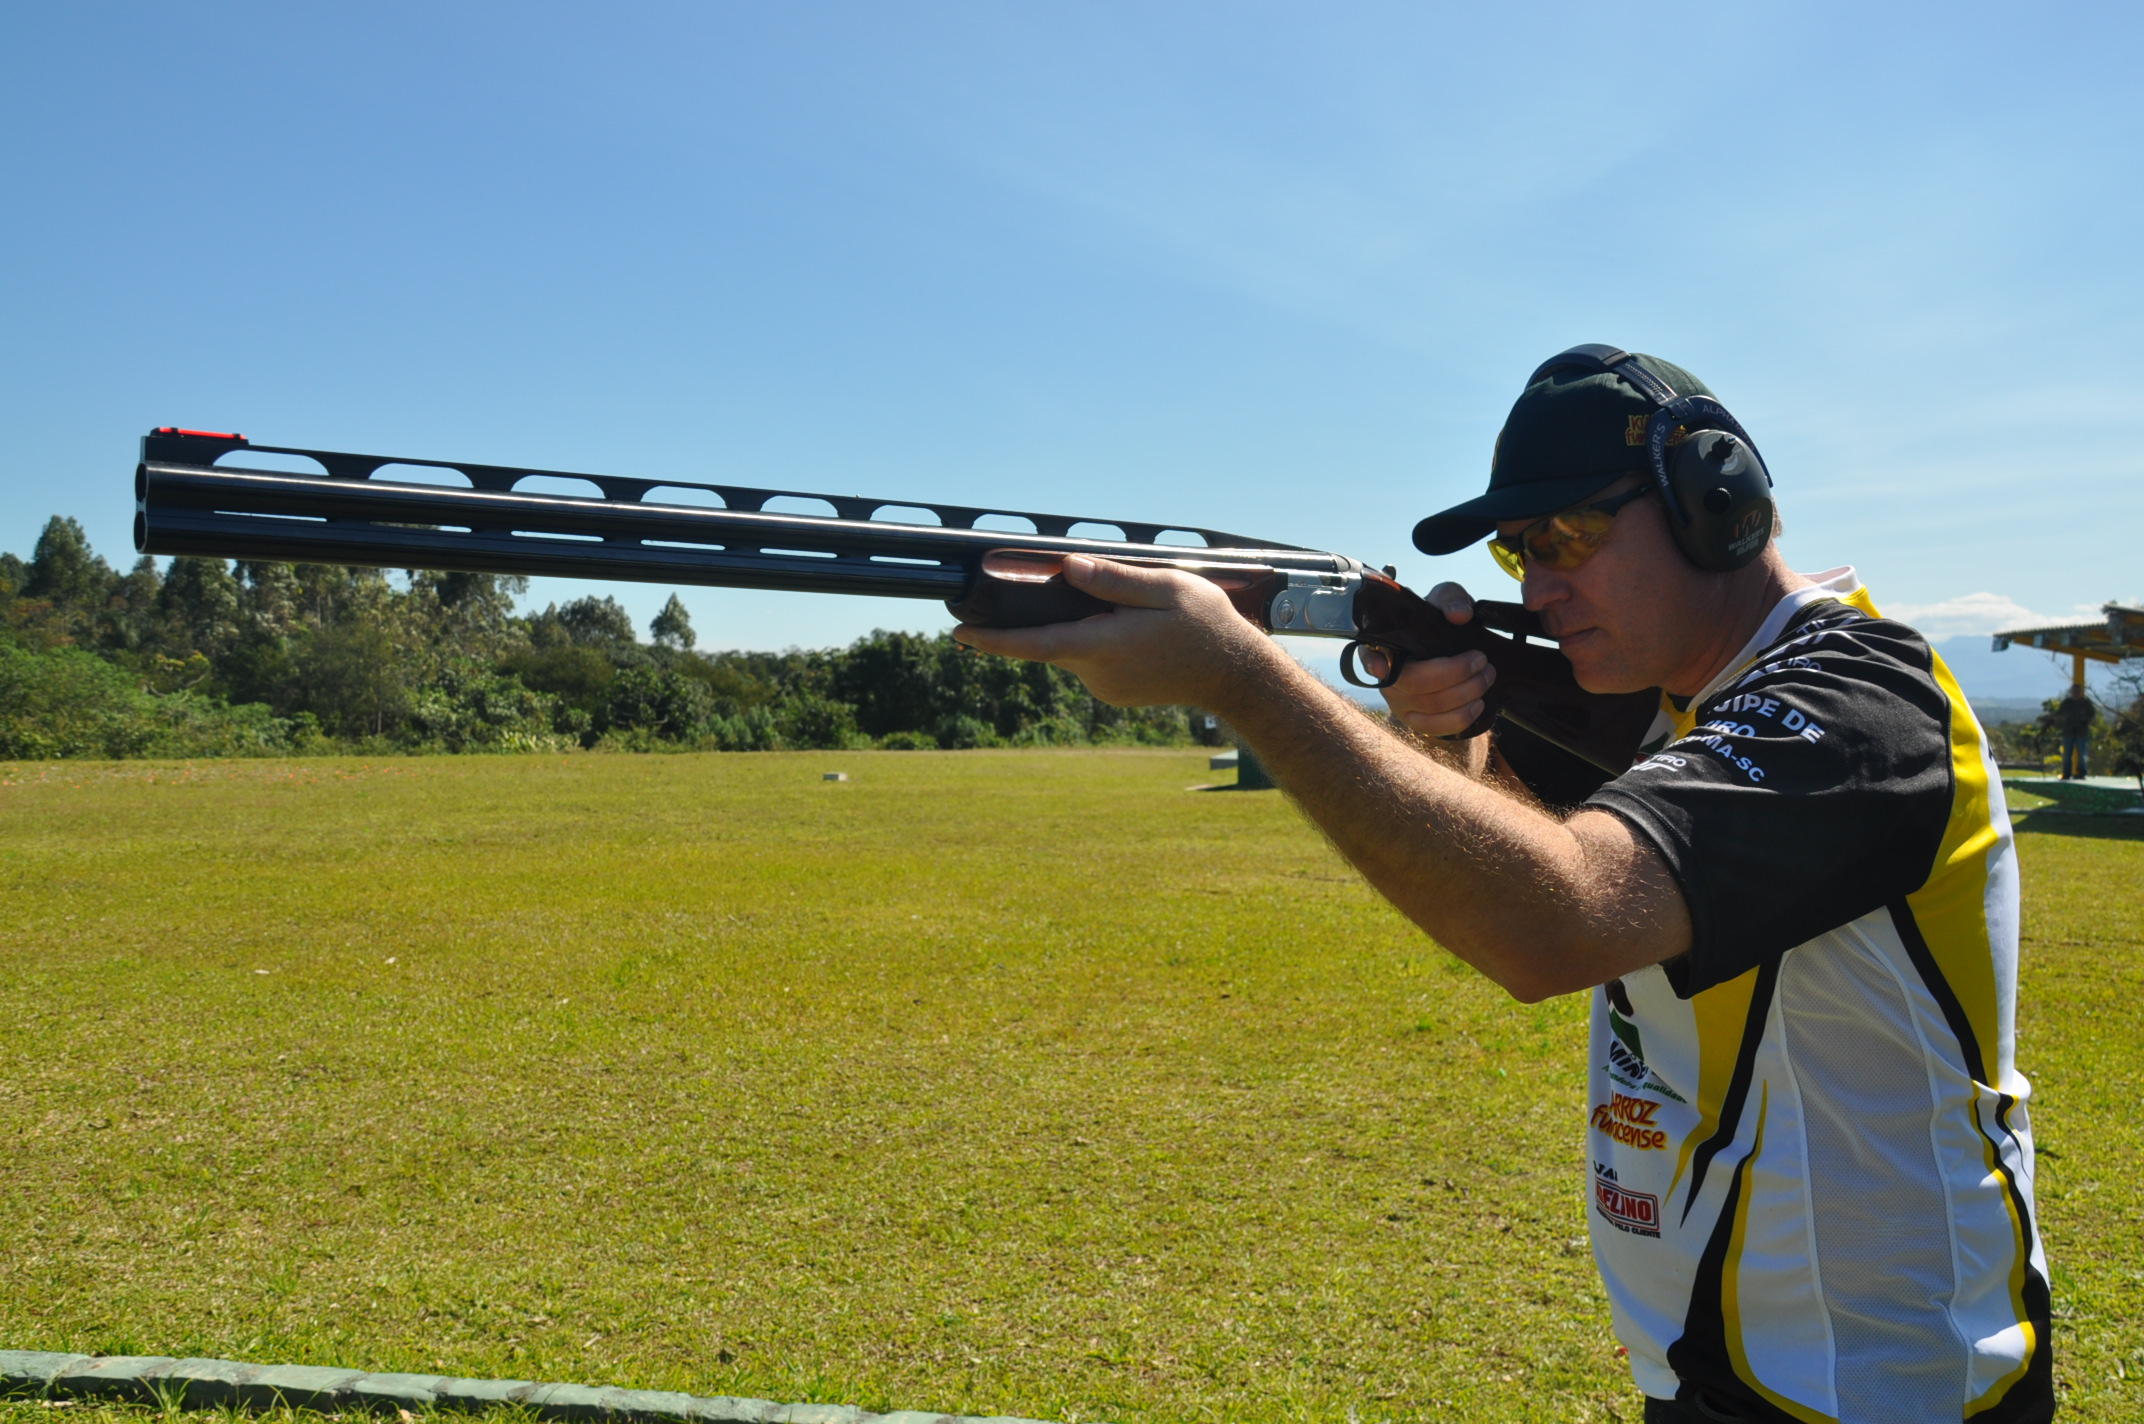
[134,429,1357,615]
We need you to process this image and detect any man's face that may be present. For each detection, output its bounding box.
[1495,475,1712,695]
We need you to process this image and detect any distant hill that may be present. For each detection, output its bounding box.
[1966,698,2050,727]
[1929,633,2133,718]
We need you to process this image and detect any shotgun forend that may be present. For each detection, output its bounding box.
[134,428,1660,773]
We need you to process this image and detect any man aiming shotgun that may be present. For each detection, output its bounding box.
[132,345,2051,1420]
[954,346,2052,1424]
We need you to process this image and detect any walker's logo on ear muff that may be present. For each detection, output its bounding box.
[1730,509,1770,552]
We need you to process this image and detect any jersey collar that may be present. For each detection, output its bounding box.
[1676,567,1878,719]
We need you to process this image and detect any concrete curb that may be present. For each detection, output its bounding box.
[0,1352,1079,1424]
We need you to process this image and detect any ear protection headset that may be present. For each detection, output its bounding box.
[1527,344,1776,572]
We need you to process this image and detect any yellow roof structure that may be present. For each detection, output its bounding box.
[1992,603,2144,663]
[1993,602,2144,687]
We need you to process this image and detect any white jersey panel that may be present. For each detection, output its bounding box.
[1778,912,1969,1420]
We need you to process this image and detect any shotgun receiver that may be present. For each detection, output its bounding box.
[134,427,1658,773]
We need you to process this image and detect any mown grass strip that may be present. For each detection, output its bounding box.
[0,1349,1049,1424]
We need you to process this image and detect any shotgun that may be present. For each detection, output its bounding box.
[134,427,1658,773]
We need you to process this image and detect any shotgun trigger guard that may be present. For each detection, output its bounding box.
[1341,583,1525,740]
[1338,640,1401,690]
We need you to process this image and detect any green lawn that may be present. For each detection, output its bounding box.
[1,753,2137,1423]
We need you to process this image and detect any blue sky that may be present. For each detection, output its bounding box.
[6,1,2139,702]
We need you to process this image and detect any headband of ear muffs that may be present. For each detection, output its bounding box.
[1527,344,1776,572]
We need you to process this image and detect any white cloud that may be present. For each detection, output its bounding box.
[1882,592,2105,640]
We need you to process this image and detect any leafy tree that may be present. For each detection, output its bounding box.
[502,643,618,723]
[291,563,394,630]
[292,620,412,740]
[156,556,243,665]
[778,691,865,749]
[651,594,696,650]
[18,516,116,646]
[105,556,164,653]
[237,560,303,639]
[830,630,944,737]
[672,653,773,709]
[26,516,115,611]
[604,664,714,739]
[532,595,636,647]
[410,570,528,655]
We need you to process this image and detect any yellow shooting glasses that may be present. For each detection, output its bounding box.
[1487,481,1654,581]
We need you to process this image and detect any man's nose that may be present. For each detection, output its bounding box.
[1521,566,1567,614]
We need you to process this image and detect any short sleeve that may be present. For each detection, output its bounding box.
[1584,617,1956,997]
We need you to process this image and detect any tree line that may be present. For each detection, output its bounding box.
[0,516,1213,759]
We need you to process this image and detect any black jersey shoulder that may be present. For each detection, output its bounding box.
[1586,599,1963,995]
[1719,598,1949,711]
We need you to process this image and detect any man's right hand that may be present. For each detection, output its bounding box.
[1364,582,1497,740]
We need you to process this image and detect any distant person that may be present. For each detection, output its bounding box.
[2057,686,2097,779]
[959,346,2051,1422]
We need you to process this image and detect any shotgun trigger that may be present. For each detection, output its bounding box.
[1338,640,1402,689]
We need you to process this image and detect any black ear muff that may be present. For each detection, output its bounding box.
[1644,395,1775,572]
[1664,429,1774,571]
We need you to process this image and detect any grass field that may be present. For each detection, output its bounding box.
[2,751,2139,1423]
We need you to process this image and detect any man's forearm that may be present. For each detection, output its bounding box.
[1213,642,1685,1001]
[1402,720,1493,779]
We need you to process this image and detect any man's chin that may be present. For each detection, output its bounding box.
[1562,636,1652,696]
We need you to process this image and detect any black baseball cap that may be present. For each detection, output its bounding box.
[1411,351,1715,556]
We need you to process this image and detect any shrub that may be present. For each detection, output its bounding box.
[933,714,997,750]
[0,642,297,759]
[778,693,867,750]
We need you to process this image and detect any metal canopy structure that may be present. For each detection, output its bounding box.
[1993,602,2144,688]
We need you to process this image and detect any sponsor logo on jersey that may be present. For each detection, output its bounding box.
[1593,1164,1661,1237]
[1604,1007,1688,1103]
[1592,1092,1669,1150]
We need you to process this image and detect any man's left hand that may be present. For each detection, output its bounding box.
[951,554,1274,711]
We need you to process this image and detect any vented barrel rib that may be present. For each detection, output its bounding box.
[135,431,1350,603]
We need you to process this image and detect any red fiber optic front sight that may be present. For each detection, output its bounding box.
[152,427,248,441]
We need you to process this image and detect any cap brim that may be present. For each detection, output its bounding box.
[1410,471,1635,556]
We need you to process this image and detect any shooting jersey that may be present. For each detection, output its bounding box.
[1579,570,2051,1423]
